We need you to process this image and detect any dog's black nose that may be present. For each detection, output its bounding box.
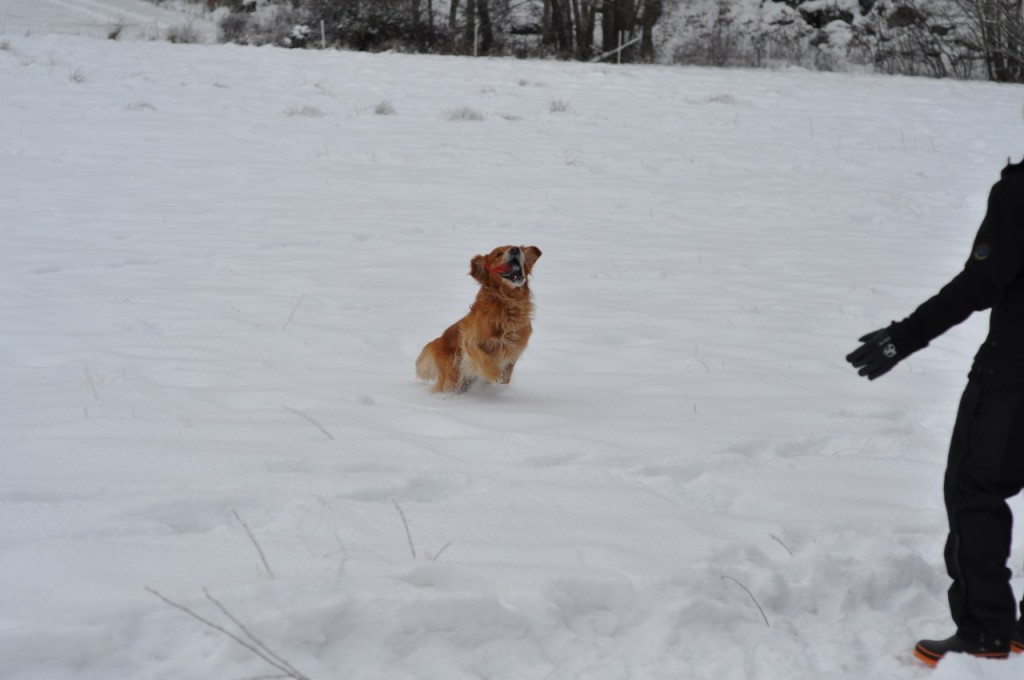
[509,246,520,256]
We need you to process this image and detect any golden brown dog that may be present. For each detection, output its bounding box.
[416,245,542,393]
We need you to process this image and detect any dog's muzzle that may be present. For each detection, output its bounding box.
[502,250,525,285]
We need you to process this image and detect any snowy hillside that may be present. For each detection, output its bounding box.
[2,10,1024,680]
[0,0,215,41]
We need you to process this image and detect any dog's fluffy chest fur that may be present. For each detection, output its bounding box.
[470,289,532,337]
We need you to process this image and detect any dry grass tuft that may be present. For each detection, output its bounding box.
[444,106,485,122]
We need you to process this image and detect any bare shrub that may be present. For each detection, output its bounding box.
[166,22,202,44]
[108,17,127,40]
[305,0,448,52]
[705,94,737,105]
[68,67,86,83]
[217,11,249,43]
[444,106,485,121]
[218,6,309,47]
[670,1,776,67]
[284,105,325,118]
[374,100,397,115]
[549,99,573,113]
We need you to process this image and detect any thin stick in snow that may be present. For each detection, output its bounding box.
[233,509,274,578]
[282,293,305,330]
[722,575,770,628]
[694,344,711,372]
[83,362,100,400]
[283,407,334,440]
[432,541,452,562]
[391,499,417,559]
[145,588,312,680]
[203,589,305,680]
[770,533,794,557]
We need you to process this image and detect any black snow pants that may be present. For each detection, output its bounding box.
[944,376,1024,642]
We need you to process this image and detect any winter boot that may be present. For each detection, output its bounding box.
[1013,621,1024,654]
[914,634,1010,666]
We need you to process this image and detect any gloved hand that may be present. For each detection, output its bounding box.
[846,326,907,380]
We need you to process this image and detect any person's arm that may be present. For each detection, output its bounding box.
[898,266,1000,349]
[845,270,994,381]
[847,170,1024,380]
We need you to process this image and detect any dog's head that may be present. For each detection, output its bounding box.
[470,245,542,289]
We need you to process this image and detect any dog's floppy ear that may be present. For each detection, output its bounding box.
[469,254,489,284]
[523,246,542,274]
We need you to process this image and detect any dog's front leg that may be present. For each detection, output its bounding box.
[464,342,503,383]
[500,362,516,384]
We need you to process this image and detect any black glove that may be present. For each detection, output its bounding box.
[846,325,908,380]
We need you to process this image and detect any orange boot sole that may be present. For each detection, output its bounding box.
[915,642,1009,666]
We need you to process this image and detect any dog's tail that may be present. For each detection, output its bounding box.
[415,340,439,381]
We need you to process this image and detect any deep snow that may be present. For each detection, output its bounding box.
[2,5,1024,680]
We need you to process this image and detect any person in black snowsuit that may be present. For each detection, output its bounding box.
[846,157,1024,666]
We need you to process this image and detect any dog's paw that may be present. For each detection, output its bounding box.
[499,363,516,384]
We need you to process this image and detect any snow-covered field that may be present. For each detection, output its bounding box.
[0,0,215,41]
[2,7,1024,680]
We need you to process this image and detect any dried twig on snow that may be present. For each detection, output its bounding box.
[432,541,452,562]
[282,294,305,330]
[83,362,100,400]
[391,499,417,559]
[721,575,770,628]
[769,533,794,557]
[145,587,312,680]
[203,589,305,679]
[233,509,274,578]
[283,407,334,441]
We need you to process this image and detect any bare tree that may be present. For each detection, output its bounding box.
[543,0,574,54]
[216,0,663,61]
[448,0,496,54]
[849,0,1021,82]
[571,0,598,59]
[638,0,662,61]
[595,0,661,62]
[464,0,477,49]
[461,0,495,54]
[952,0,1024,81]
[450,0,461,31]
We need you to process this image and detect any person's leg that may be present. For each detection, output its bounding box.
[947,382,1024,638]
[1016,606,1024,653]
[1013,402,1024,654]
[917,380,1024,665]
